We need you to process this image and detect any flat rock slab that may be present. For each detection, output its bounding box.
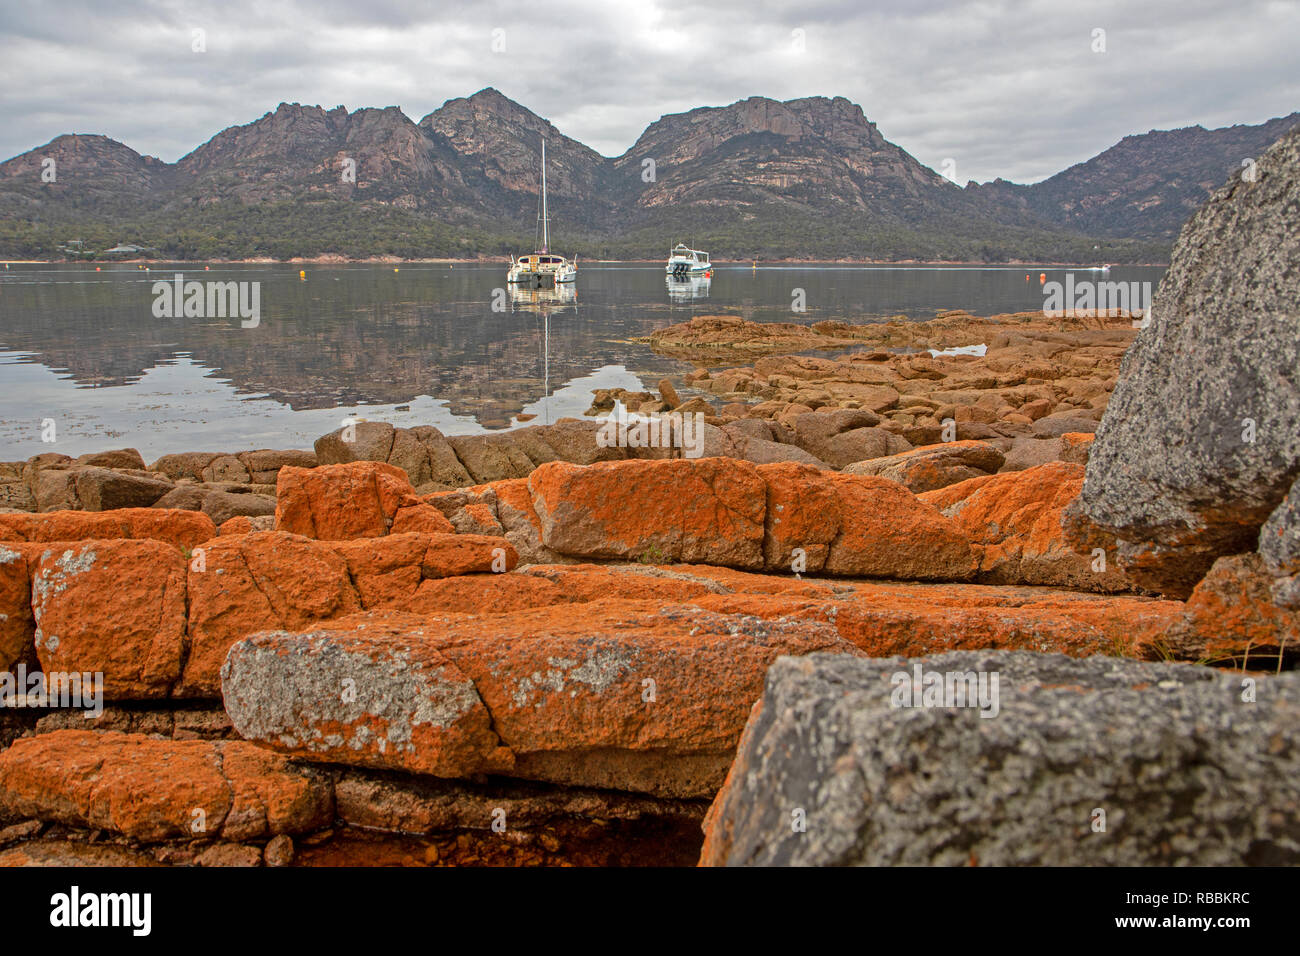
[223,602,858,798]
[222,616,514,778]
[0,508,215,550]
[701,651,1300,866]
[333,769,706,835]
[0,730,333,844]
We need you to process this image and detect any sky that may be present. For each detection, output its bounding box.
[1,0,1297,184]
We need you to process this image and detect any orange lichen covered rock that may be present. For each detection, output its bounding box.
[756,462,841,572]
[0,731,332,843]
[218,515,274,535]
[275,461,433,540]
[529,459,767,569]
[425,478,568,565]
[393,563,837,617]
[923,461,1131,592]
[918,473,999,512]
[30,540,187,698]
[0,544,33,671]
[402,564,712,616]
[219,515,257,535]
[662,563,838,599]
[390,503,455,536]
[399,574,567,616]
[222,612,514,779]
[814,470,978,580]
[221,600,857,797]
[419,533,517,578]
[458,502,505,536]
[440,600,846,797]
[521,458,976,582]
[328,533,429,607]
[1059,432,1095,465]
[689,581,1182,660]
[516,564,722,603]
[1170,553,1300,667]
[0,508,215,551]
[180,531,361,696]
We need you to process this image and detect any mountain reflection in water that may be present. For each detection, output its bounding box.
[0,261,1166,459]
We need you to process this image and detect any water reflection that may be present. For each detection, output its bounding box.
[508,282,578,314]
[505,284,579,426]
[0,262,1167,458]
[666,274,711,302]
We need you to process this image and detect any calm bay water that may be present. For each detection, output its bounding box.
[0,261,1166,459]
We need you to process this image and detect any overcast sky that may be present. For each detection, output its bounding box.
[2,0,1296,184]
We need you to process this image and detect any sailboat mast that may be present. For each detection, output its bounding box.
[540,139,549,253]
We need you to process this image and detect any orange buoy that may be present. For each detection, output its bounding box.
[299,270,306,280]
[1025,274,1029,282]
[205,265,210,270]
[1039,273,1046,284]
[95,266,101,271]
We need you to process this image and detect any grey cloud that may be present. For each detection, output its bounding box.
[0,0,1295,183]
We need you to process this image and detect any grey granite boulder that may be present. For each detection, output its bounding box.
[1259,476,1300,608]
[701,651,1300,866]
[1064,126,1300,596]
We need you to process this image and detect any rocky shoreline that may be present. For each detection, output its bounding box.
[0,125,1296,868]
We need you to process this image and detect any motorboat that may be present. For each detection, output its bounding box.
[666,243,711,276]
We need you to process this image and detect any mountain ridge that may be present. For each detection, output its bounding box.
[1,90,1294,260]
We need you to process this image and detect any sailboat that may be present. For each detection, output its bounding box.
[507,140,577,286]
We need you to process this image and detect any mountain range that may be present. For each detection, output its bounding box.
[0,89,1294,262]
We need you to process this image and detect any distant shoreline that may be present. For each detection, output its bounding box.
[2,257,1172,267]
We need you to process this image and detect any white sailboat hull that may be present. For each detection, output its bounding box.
[508,260,577,284]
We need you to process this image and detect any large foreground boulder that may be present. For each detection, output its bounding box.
[1064,126,1300,596]
[701,651,1300,866]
